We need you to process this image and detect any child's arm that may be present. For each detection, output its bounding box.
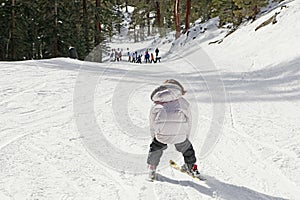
[149,105,157,139]
[186,106,192,139]
[180,98,192,139]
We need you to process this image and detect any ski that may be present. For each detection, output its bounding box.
[169,160,206,181]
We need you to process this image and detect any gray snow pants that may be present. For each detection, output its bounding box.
[147,138,196,167]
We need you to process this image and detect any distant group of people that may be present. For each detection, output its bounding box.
[110,49,123,62]
[110,47,161,64]
[128,47,161,64]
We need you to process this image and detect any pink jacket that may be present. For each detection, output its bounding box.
[149,84,192,144]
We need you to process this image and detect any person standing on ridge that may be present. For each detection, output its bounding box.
[155,47,159,58]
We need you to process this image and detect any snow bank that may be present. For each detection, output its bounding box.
[202,0,300,72]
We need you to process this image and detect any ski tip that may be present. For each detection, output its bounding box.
[196,175,207,181]
[146,177,155,182]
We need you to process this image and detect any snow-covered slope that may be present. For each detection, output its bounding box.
[203,0,300,72]
[1,0,300,199]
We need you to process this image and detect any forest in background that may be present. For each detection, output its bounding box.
[0,0,282,61]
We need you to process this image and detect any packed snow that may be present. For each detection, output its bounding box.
[1,0,300,199]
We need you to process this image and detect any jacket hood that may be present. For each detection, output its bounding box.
[151,84,183,103]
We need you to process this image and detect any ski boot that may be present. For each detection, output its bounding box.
[181,163,201,178]
[148,165,156,181]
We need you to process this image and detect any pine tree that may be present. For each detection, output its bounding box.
[129,0,148,41]
[191,0,212,23]
[156,0,173,37]
[233,0,268,22]
[0,0,274,60]
[211,0,235,26]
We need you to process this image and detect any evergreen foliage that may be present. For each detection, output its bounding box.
[0,0,279,61]
[211,0,235,26]
[233,0,268,22]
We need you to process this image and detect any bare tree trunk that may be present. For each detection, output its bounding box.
[147,14,150,36]
[174,0,181,39]
[146,0,150,36]
[0,41,3,60]
[156,1,161,27]
[83,0,90,55]
[125,0,128,13]
[252,5,259,21]
[184,0,191,33]
[53,0,58,57]
[11,0,16,60]
[134,25,137,42]
[95,0,102,62]
[95,0,101,42]
[139,25,144,41]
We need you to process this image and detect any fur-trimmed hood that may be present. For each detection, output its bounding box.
[150,84,183,103]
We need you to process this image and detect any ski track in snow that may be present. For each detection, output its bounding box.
[1,57,299,200]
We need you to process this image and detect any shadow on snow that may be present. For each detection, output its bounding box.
[36,55,300,103]
[156,173,288,200]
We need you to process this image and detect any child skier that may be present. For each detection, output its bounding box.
[147,79,201,180]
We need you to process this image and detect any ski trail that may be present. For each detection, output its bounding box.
[0,126,127,199]
[201,115,298,160]
[1,52,300,199]
[200,112,299,199]
[241,137,300,197]
[0,82,47,106]
[76,140,141,200]
[0,103,73,151]
[0,132,32,150]
[0,191,11,200]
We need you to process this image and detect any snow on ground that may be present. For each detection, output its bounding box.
[1,1,300,199]
[202,0,300,72]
